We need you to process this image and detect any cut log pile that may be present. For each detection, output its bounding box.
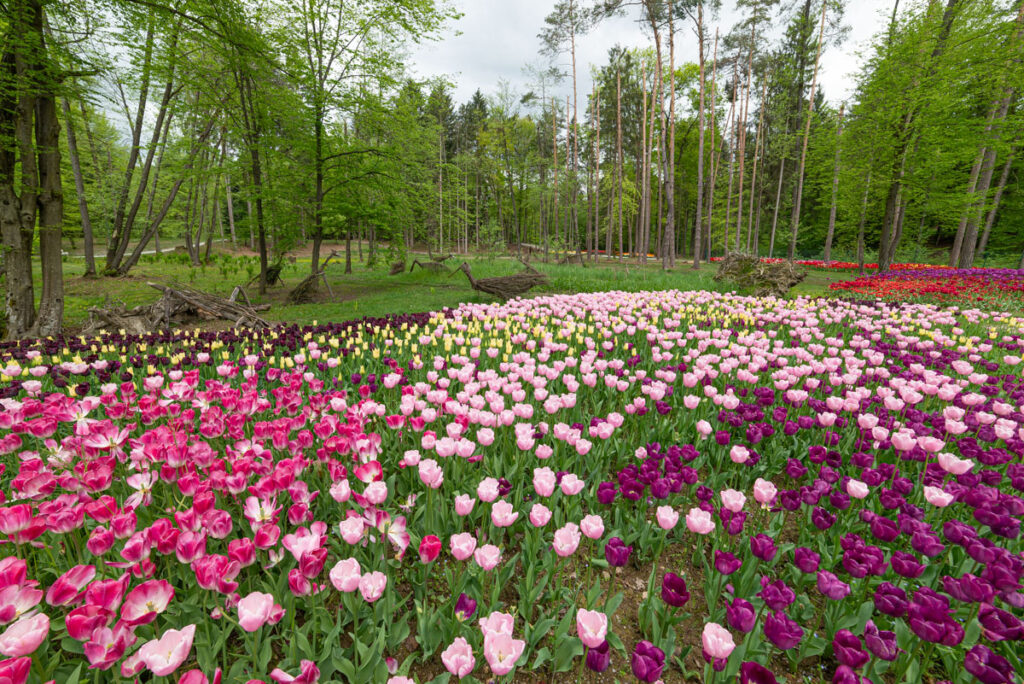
[83,282,270,335]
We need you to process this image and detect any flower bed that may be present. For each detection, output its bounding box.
[709,257,949,271]
[830,268,1024,309]
[0,292,1023,683]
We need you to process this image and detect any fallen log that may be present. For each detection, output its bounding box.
[451,262,547,301]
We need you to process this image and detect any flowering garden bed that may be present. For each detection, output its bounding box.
[0,292,1023,683]
[708,258,949,272]
[830,268,1024,310]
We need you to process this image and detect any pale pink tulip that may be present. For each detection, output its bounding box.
[0,613,48,657]
[359,572,387,602]
[753,478,777,506]
[483,633,525,676]
[685,508,715,535]
[655,506,679,530]
[450,533,477,561]
[937,452,974,475]
[559,473,584,495]
[478,611,515,639]
[701,622,735,659]
[729,445,750,464]
[454,494,475,516]
[237,592,276,632]
[473,545,501,571]
[441,637,476,679]
[329,558,361,592]
[580,514,604,539]
[491,501,519,528]
[477,478,500,502]
[139,624,195,677]
[552,523,581,556]
[924,486,955,507]
[576,609,608,648]
[846,479,869,499]
[533,468,556,497]
[720,489,746,513]
[529,504,551,528]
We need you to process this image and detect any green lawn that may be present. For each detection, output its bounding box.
[50,246,861,331]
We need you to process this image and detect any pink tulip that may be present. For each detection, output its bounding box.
[701,622,735,659]
[729,445,750,464]
[535,444,554,459]
[139,624,196,677]
[387,678,415,684]
[483,632,525,676]
[0,613,48,657]
[477,428,495,446]
[359,572,387,602]
[923,486,955,507]
[533,468,556,497]
[270,659,320,684]
[45,564,95,607]
[0,657,30,684]
[477,478,499,502]
[339,516,364,545]
[685,508,715,535]
[753,478,777,506]
[529,503,551,528]
[490,501,519,528]
[479,611,515,639]
[441,636,476,679]
[473,544,501,571]
[329,558,362,592]
[364,481,388,505]
[560,473,584,495]
[418,459,444,489]
[937,451,974,475]
[552,523,581,557]
[237,591,276,632]
[121,579,174,625]
[720,489,746,513]
[576,609,608,648]
[846,479,869,499]
[450,533,477,561]
[645,502,677,530]
[696,420,712,437]
[454,494,475,516]
[580,514,604,539]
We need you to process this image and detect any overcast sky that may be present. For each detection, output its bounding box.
[409,0,895,109]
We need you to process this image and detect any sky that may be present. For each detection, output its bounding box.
[409,0,896,110]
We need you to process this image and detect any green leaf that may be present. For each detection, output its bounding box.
[532,646,551,669]
[60,637,84,655]
[551,636,584,672]
[528,617,556,648]
[605,590,624,616]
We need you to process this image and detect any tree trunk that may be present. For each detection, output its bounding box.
[62,96,95,276]
[705,30,719,261]
[768,156,785,257]
[665,9,677,268]
[975,152,1014,259]
[735,29,755,252]
[594,84,601,263]
[788,0,827,262]
[616,68,624,261]
[856,171,872,275]
[723,66,739,253]
[746,72,768,253]
[693,6,707,268]
[823,102,846,262]
[144,106,175,257]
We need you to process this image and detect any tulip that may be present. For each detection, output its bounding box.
[454,593,477,622]
[720,489,746,513]
[702,622,735,660]
[419,535,441,563]
[483,632,525,676]
[832,629,868,669]
[685,508,715,534]
[329,558,361,592]
[139,624,196,677]
[580,514,604,539]
[45,564,96,607]
[449,533,477,561]
[121,579,175,625]
[753,478,777,506]
[863,620,899,661]
[490,501,519,528]
[727,597,756,633]
[816,571,851,601]
[630,640,665,682]
[763,610,803,650]
[237,592,277,632]
[655,506,678,530]
[441,637,475,679]
[454,494,475,516]
[604,537,632,567]
[269,659,320,684]
[714,551,742,575]
[585,639,610,672]
[418,459,444,489]
[473,544,501,571]
[964,644,1015,684]
[576,609,608,648]
[0,613,48,657]
[359,572,387,602]
[529,503,552,527]
[793,547,820,573]
[923,486,954,507]
[661,572,690,608]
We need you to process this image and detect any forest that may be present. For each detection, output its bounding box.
[2,0,1024,339]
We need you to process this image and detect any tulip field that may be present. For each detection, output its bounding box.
[1,289,1024,684]
[831,268,1024,310]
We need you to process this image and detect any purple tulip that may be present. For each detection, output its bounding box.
[739,661,778,684]
[630,640,665,682]
[832,629,869,669]
[726,597,756,633]
[661,572,690,608]
[596,482,617,505]
[812,507,836,530]
[964,644,1015,684]
[759,577,796,610]
[715,551,742,575]
[586,639,610,673]
[863,620,900,661]
[910,530,945,557]
[750,534,777,561]
[454,593,477,622]
[978,603,1024,641]
[816,571,851,601]
[793,547,820,573]
[605,537,632,567]
[874,582,908,617]
[943,574,995,604]
[832,665,871,684]
[763,610,803,650]
[890,551,925,578]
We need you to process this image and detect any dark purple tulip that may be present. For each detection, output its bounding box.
[763,610,803,650]
[586,640,610,673]
[783,420,799,436]
[816,571,851,601]
[943,519,977,546]
[978,603,1024,641]
[890,551,926,579]
[832,665,870,684]
[454,593,476,621]
[910,530,945,557]
[696,485,714,501]
[863,620,899,661]
[812,507,836,530]
[631,640,665,682]
[661,573,690,608]
[714,430,731,446]
[650,478,670,499]
[779,490,802,511]
[596,482,617,505]
[605,537,632,567]
[759,578,796,610]
[726,597,756,633]
[869,516,900,542]
[750,534,778,561]
[785,458,807,479]
[715,551,742,575]
[793,547,820,574]
[873,582,908,618]
[943,574,995,604]
[908,612,964,646]
[912,586,951,619]
[964,644,1015,684]
[739,661,778,684]
[832,629,869,669]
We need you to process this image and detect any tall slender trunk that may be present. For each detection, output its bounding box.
[639,59,650,264]
[616,68,624,261]
[693,6,707,268]
[746,73,768,252]
[594,84,601,263]
[552,96,559,255]
[975,152,1015,258]
[145,105,175,256]
[735,28,755,251]
[723,66,738,253]
[949,142,988,266]
[856,171,872,275]
[787,0,827,261]
[665,9,677,268]
[705,30,719,261]
[768,156,785,257]
[62,96,95,275]
[823,102,846,262]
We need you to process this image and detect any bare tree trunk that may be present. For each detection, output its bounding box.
[949,144,987,266]
[746,73,768,253]
[768,156,785,257]
[823,102,846,262]
[35,83,65,337]
[693,6,707,268]
[788,0,827,262]
[735,30,755,251]
[225,150,237,247]
[665,9,677,268]
[552,96,559,255]
[594,84,601,264]
[723,67,738,253]
[144,106,175,255]
[639,60,650,264]
[62,96,96,276]
[856,171,871,275]
[616,68,624,261]
[976,152,1014,259]
[705,30,719,261]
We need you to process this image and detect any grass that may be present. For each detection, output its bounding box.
[48,244,861,331]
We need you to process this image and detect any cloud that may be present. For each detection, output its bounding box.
[410,0,895,109]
